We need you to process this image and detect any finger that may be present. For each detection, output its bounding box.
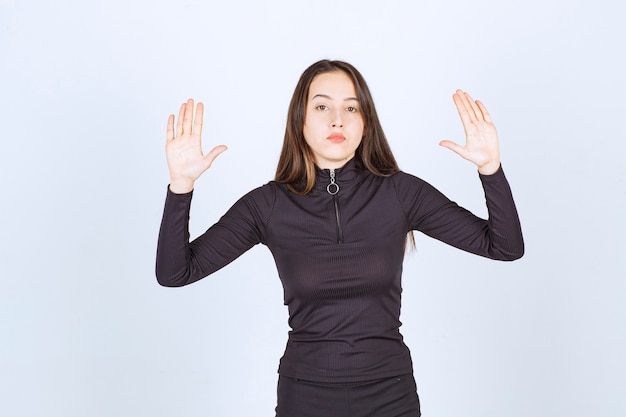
[439,139,469,160]
[182,98,194,135]
[176,102,185,137]
[453,91,473,133]
[463,91,483,121]
[193,102,204,136]
[202,145,228,168]
[476,100,493,123]
[166,114,175,142]
[455,89,478,121]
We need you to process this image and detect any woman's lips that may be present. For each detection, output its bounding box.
[327,133,345,143]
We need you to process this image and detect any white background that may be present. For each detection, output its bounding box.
[1,1,624,416]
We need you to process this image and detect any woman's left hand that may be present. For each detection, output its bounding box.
[439,89,501,175]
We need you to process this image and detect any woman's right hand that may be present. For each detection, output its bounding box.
[166,98,228,193]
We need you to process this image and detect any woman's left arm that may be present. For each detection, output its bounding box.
[397,91,523,260]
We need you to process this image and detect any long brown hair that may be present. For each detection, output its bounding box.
[275,59,400,194]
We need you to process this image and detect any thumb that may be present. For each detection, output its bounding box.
[439,140,467,159]
[202,145,228,168]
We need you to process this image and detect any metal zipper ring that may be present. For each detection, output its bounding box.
[327,183,339,195]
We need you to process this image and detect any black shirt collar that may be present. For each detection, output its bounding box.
[313,158,362,192]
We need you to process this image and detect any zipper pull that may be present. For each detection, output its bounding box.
[327,169,339,195]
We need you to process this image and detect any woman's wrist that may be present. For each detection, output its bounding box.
[477,160,501,176]
[169,178,195,194]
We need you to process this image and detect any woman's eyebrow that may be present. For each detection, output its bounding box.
[311,94,359,101]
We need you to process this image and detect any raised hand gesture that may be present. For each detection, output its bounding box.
[166,99,228,193]
[439,90,501,175]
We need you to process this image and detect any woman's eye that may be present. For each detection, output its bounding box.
[347,106,358,113]
[315,104,328,111]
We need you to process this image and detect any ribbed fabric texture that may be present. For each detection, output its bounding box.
[156,158,524,383]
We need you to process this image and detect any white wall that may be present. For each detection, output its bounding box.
[1,0,624,416]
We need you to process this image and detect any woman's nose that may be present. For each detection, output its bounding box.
[330,110,343,127]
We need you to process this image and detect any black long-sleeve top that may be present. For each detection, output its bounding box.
[156,159,524,383]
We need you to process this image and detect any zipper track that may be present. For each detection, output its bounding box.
[333,195,343,244]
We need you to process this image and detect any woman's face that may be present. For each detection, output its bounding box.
[303,71,364,169]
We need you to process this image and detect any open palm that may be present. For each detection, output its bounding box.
[166,99,227,193]
[439,90,501,175]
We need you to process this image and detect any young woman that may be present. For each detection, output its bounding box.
[156,60,524,417]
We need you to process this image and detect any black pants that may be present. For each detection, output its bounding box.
[275,374,421,417]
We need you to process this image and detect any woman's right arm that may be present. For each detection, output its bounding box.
[156,99,231,286]
[155,185,270,287]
